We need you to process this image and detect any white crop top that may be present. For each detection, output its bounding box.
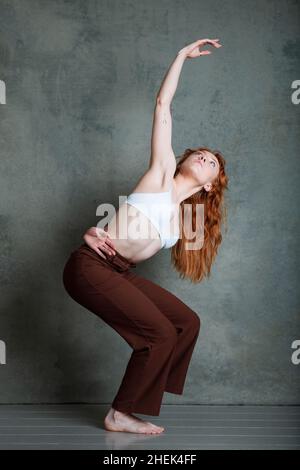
[126,189,180,249]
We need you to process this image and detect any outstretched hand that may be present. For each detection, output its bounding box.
[178,38,222,58]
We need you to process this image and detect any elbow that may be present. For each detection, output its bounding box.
[156,96,170,107]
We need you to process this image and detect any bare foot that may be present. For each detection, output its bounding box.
[104,407,165,434]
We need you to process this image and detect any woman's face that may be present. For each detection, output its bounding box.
[180,150,220,190]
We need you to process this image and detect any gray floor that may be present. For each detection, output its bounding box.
[0,404,299,450]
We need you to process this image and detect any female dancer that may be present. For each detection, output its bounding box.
[62,38,228,435]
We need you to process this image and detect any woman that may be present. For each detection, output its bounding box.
[62,38,228,435]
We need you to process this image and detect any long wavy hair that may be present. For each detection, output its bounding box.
[171,146,229,283]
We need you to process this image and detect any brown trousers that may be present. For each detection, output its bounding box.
[62,242,201,416]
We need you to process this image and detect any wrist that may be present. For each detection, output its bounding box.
[177,48,188,58]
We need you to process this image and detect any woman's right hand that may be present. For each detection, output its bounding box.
[178,38,222,59]
[83,226,116,259]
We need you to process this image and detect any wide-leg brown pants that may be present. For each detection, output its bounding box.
[62,242,201,416]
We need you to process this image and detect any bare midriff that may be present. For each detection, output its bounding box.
[102,201,178,264]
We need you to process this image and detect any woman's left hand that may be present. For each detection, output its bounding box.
[178,38,222,59]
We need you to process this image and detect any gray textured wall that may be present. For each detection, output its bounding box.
[0,0,299,405]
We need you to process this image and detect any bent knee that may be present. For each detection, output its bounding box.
[186,309,201,332]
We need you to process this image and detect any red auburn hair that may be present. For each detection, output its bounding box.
[171,146,229,283]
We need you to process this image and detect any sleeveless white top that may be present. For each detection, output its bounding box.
[126,188,180,249]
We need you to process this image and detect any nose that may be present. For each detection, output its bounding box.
[195,153,206,166]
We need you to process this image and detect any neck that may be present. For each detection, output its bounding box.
[173,173,203,204]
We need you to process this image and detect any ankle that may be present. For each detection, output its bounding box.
[113,408,129,418]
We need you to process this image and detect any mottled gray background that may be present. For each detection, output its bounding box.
[0,0,299,405]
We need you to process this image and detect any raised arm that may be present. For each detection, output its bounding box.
[149,38,222,174]
[149,51,186,174]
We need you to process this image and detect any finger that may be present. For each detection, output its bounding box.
[103,233,116,249]
[106,238,116,251]
[198,43,222,52]
[104,235,116,248]
[206,41,222,47]
[199,50,212,55]
[107,246,116,255]
[95,247,106,259]
[198,38,219,43]
[100,244,114,256]
[196,38,212,45]
[105,243,116,255]
[210,39,222,47]
[198,38,220,46]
